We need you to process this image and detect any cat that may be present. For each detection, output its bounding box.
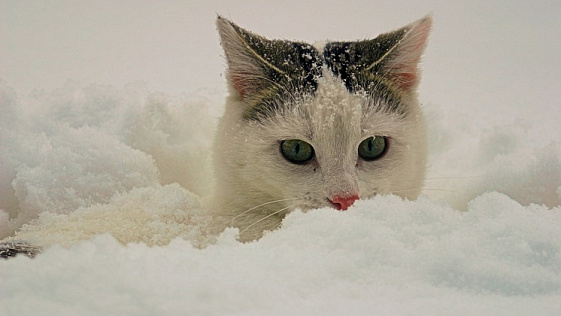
[210,16,431,241]
[0,16,431,258]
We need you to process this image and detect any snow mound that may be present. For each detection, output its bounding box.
[0,82,216,239]
[1,194,560,314]
[13,184,216,249]
[1,81,560,314]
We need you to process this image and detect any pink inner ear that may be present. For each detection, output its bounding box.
[230,73,253,98]
[393,71,418,91]
[386,50,423,92]
[387,18,431,92]
[230,69,265,99]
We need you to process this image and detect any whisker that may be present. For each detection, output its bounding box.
[231,197,301,223]
[239,203,300,238]
[206,198,303,234]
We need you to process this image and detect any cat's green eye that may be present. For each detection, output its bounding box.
[280,139,315,164]
[358,136,388,161]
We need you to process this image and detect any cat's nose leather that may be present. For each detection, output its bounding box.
[330,195,359,211]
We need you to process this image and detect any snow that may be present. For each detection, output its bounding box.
[1,1,561,315]
[2,195,561,315]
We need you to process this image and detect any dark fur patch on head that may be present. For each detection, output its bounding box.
[323,29,410,115]
[218,16,431,121]
[242,41,324,120]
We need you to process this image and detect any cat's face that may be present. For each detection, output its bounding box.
[213,17,431,240]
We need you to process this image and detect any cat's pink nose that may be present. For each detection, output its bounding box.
[330,194,359,211]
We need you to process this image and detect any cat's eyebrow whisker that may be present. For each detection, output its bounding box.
[239,203,300,238]
[243,74,300,104]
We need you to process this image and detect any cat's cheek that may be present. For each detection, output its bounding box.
[355,156,393,197]
[279,164,324,205]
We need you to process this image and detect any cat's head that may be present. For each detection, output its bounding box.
[213,16,431,239]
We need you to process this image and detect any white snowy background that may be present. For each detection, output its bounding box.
[1,1,561,315]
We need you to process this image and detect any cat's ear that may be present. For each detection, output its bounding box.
[325,16,432,95]
[216,16,321,102]
[374,16,432,92]
[216,16,271,99]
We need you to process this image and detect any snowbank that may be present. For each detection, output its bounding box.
[0,82,216,239]
[1,194,561,315]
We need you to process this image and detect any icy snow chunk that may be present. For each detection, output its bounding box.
[12,125,159,216]
[13,184,216,249]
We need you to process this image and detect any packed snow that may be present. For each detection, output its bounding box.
[1,1,561,315]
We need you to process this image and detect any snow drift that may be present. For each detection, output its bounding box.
[1,79,560,315]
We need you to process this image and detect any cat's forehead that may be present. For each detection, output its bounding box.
[303,72,364,123]
[264,77,401,142]
[240,39,407,122]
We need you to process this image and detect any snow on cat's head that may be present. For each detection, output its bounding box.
[212,16,431,241]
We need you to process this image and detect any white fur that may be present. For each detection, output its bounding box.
[211,71,426,241]
[208,16,431,241]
